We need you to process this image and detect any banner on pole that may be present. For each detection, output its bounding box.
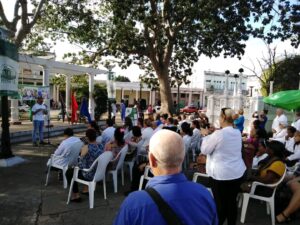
[0,40,19,97]
[18,85,50,100]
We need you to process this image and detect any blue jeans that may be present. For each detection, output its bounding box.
[32,120,44,143]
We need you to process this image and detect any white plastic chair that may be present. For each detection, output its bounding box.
[45,141,83,189]
[108,145,128,193]
[67,151,113,209]
[240,167,287,225]
[138,165,152,190]
[124,139,143,181]
[192,172,213,197]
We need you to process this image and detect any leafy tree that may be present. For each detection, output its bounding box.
[0,0,46,47]
[114,75,130,82]
[243,43,300,96]
[267,55,300,95]
[94,84,108,121]
[35,0,295,113]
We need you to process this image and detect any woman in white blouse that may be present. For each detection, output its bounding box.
[202,107,246,225]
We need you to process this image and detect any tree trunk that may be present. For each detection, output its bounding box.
[157,70,173,115]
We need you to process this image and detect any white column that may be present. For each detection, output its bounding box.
[88,74,95,120]
[149,90,152,106]
[121,88,125,100]
[269,81,274,95]
[10,99,20,124]
[56,85,60,103]
[66,75,71,113]
[52,85,56,102]
[43,65,51,125]
[238,75,243,96]
[224,74,229,96]
[135,90,139,101]
[188,91,193,105]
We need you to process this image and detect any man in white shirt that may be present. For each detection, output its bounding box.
[292,111,300,131]
[139,119,154,154]
[47,128,81,167]
[272,108,288,134]
[32,96,48,146]
[101,118,116,146]
[111,101,117,124]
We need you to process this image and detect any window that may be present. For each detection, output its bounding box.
[181,93,186,98]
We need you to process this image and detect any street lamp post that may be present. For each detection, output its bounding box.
[106,65,116,120]
[233,74,239,96]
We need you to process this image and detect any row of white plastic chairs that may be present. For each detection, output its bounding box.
[45,142,133,209]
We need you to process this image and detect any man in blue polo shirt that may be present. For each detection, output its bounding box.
[114,129,218,225]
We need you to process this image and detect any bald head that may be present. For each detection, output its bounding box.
[149,129,185,170]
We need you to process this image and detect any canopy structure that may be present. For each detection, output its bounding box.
[263,90,300,111]
[10,54,107,124]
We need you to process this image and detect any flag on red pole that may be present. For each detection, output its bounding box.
[71,92,78,123]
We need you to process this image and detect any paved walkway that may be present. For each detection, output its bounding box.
[1,136,300,225]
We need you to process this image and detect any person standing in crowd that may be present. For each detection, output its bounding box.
[121,99,126,123]
[111,100,117,124]
[114,129,218,225]
[272,108,288,136]
[202,107,246,225]
[32,96,48,146]
[292,111,300,131]
[234,109,245,133]
[258,109,268,130]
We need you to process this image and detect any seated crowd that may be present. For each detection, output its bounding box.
[47,107,300,224]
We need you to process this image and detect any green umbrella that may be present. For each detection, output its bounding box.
[263,90,300,111]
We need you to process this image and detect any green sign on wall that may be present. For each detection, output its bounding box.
[0,39,19,96]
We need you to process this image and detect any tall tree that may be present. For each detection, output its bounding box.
[0,0,46,158]
[37,0,293,113]
[0,0,46,47]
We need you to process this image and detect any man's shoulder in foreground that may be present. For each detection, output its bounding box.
[113,174,218,225]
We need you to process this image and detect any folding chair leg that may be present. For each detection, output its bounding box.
[67,178,74,204]
[63,168,68,189]
[89,183,94,209]
[138,175,144,190]
[266,202,270,215]
[269,200,275,225]
[121,168,124,186]
[103,178,107,200]
[45,166,51,186]
[240,193,250,223]
[112,172,118,193]
[129,163,133,181]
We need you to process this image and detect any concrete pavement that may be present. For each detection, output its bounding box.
[0,135,300,225]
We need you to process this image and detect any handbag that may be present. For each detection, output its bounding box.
[145,187,183,225]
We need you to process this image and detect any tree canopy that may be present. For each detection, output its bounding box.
[261,55,300,96]
[114,75,131,82]
[29,0,299,113]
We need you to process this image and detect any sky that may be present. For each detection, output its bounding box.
[2,0,300,88]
